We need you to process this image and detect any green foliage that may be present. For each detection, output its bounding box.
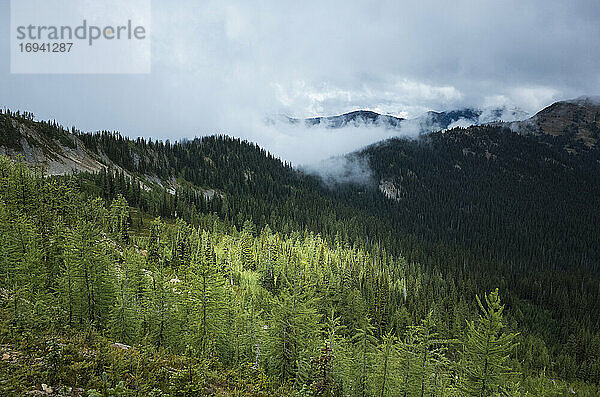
[0,156,597,395]
[352,319,377,397]
[6,111,595,385]
[399,312,453,396]
[460,289,518,396]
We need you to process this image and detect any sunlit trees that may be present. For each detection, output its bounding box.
[1,154,596,395]
[353,318,377,397]
[63,217,113,328]
[460,289,518,396]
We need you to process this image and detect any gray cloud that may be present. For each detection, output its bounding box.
[1,0,599,164]
[301,154,374,187]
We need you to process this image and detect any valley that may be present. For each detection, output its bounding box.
[1,98,599,395]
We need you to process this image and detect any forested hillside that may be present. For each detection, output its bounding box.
[1,155,596,396]
[1,103,600,395]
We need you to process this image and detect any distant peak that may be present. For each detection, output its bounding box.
[566,95,600,106]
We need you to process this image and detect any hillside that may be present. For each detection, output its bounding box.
[356,98,600,275]
[515,96,600,149]
[0,112,104,175]
[1,101,600,394]
[4,155,597,395]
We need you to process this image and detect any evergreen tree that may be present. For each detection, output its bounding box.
[460,289,518,396]
[352,318,377,397]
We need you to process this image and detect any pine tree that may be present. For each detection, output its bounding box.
[186,230,225,357]
[109,248,142,344]
[109,194,130,244]
[352,318,377,397]
[460,289,518,396]
[266,284,320,384]
[373,331,398,397]
[63,215,113,328]
[400,312,452,397]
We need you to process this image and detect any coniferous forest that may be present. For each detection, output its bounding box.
[1,109,600,396]
[4,0,600,393]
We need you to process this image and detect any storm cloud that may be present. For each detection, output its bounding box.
[1,0,599,165]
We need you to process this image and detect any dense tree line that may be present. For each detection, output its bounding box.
[2,155,597,395]
[2,109,600,392]
[63,116,600,386]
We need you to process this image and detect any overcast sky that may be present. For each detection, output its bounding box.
[1,0,600,164]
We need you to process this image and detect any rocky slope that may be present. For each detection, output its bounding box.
[0,112,104,175]
[514,96,600,149]
[0,111,182,194]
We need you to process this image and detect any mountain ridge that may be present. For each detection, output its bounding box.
[511,96,600,148]
[2,98,600,390]
[1,98,598,181]
[270,105,529,134]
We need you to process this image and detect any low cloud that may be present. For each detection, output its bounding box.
[272,79,464,119]
[0,0,598,166]
[301,154,374,187]
[244,119,397,166]
[447,118,476,129]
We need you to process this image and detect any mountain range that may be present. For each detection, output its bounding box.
[269,105,529,135]
[1,98,598,183]
[1,97,600,391]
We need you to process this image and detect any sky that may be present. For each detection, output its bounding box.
[1,0,600,164]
